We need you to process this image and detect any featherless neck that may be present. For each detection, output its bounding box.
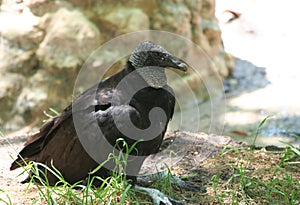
[136,66,167,89]
[125,62,167,89]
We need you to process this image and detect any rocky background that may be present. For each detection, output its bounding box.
[0,0,234,132]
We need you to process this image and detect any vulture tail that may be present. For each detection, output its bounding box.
[10,119,55,171]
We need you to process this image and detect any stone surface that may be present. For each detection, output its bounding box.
[26,0,72,17]
[0,0,234,132]
[36,8,102,72]
[152,1,191,39]
[200,0,216,19]
[141,130,244,174]
[0,7,43,74]
[95,7,149,37]
[0,72,25,129]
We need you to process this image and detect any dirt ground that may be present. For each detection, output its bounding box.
[1,131,299,204]
[1,131,239,204]
[0,135,36,204]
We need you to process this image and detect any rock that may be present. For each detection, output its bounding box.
[224,53,235,74]
[0,73,23,98]
[202,19,222,54]
[184,0,205,46]
[0,73,25,126]
[140,131,244,174]
[152,1,192,39]
[212,55,229,77]
[13,68,76,122]
[3,115,26,131]
[95,7,149,38]
[0,39,37,74]
[0,7,43,74]
[200,0,216,19]
[25,0,72,17]
[36,8,102,72]
[14,86,48,118]
[184,0,202,25]
[0,0,235,132]
[0,7,42,49]
[224,58,270,95]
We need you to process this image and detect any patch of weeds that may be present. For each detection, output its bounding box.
[151,167,174,198]
[16,138,150,204]
[279,141,300,166]
[212,116,300,204]
[251,115,274,149]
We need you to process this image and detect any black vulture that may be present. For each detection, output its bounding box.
[10,41,187,204]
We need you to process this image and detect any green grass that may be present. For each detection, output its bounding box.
[16,138,150,205]
[26,163,139,205]
[213,150,300,204]
[2,115,300,204]
[0,189,12,205]
[213,116,300,204]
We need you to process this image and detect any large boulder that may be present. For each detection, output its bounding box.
[0,7,43,74]
[0,0,234,132]
[0,73,25,123]
[152,1,192,39]
[36,8,102,72]
[94,7,149,38]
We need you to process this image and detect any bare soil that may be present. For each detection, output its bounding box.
[1,131,299,204]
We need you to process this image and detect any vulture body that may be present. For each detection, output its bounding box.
[10,41,187,186]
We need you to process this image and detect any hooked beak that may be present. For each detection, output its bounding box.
[168,57,188,72]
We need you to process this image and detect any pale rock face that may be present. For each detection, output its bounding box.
[36,8,102,71]
[0,73,25,128]
[152,1,192,39]
[98,7,149,36]
[0,7,43,73]
[0,0,234,131]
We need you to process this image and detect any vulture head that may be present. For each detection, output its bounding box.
[129,41,187,88]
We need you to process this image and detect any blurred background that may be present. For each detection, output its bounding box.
[0,0,299,147]
[216,0,300,146]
